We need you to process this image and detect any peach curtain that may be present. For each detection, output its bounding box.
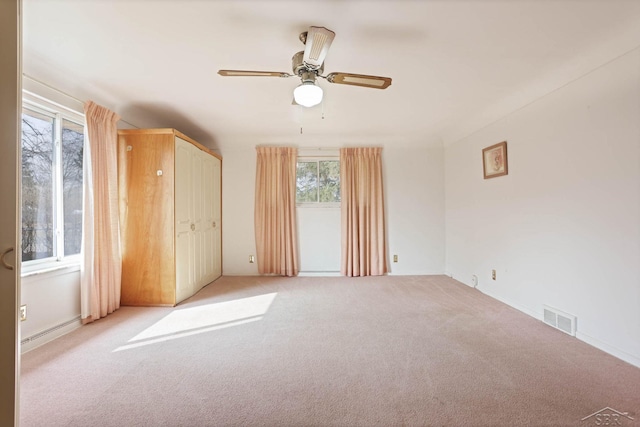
[254,147,299,276]
[340,147,387,276]
[80,101,121,324]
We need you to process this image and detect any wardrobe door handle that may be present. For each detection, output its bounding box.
[1,247,14,271]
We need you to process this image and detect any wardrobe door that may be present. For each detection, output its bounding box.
[190,143,204,289]
[212,156,222,279]
[175,138,194,303]
[201,152,216,284]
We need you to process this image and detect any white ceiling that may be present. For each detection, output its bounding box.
[22,0,640,150]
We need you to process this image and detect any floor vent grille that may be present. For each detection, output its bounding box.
[543,305,576,336]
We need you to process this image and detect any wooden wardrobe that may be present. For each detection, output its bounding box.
[117,129,222,306]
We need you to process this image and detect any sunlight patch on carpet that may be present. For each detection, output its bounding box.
[113,292,277,352]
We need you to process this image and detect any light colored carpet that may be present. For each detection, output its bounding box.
[20,275,640,426]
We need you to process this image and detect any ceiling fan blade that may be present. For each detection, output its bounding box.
[218,70,292,77]
[325,72,392,89]
[302,26,335,70]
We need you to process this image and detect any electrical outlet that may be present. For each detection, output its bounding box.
[492,269,496,280]
[19,305,27,321]
[393,254,398,263]
[249,255,255,263]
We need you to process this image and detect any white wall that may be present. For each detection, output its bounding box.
[221,147,260,275]
[297,206,341,273]
[385,145,445,274]
[21,268,81,351]
[444,48,640,367]
[221,143,445,276]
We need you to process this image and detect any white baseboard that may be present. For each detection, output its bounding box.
[298,271,341,277]
[576,331,640,369]
[21,317,82,353]
[475,286,640,369]
[475,286,539,319]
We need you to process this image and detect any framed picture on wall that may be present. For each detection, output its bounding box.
[482,141,508,179]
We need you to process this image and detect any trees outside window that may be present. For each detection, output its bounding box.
[296,159,340,204]
[61,120,84,257]
[21,100,84,267]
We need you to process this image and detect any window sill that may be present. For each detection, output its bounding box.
[21,262,81,278]
[296,203,341,209]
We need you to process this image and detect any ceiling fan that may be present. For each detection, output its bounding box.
[218,26,392,107]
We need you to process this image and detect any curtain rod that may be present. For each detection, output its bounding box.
[298,147,383,151]
[22,74,138,128]
[297,147,341,157]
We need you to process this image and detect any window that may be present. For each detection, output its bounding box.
[296,159,340,204]
[21,96,84,269]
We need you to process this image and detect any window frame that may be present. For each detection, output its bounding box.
[296,156,341,208]
[21,91,85,275]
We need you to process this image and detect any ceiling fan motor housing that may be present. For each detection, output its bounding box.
[292,51,323,78]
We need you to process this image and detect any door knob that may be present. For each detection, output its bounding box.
[1,247,14,271]
[212,221,216,228]
[190,223,195,231]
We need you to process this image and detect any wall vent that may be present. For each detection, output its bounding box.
[543,305,576,336]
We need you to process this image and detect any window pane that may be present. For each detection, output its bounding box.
[21,109,55,261]
[296,161,318,202]
[319,160,340,203]
[62,119,84,256]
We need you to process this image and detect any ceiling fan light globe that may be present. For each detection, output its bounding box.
[293,83,323,107]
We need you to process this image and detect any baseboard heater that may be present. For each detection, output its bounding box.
[543,305,577,336]
[21,316,81,346]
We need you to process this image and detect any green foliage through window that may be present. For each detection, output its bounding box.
[296,160,340,204]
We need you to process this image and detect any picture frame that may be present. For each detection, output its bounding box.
[482,141,508,179]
